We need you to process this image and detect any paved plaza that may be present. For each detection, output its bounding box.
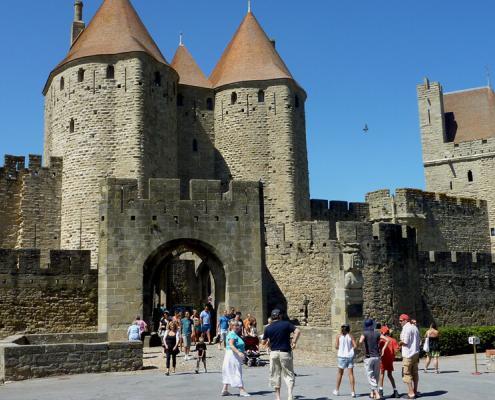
[0,352,493,400]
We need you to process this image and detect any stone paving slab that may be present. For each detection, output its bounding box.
[0,353,493,400]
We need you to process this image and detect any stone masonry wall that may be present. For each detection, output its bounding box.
[0,249,97,339]
[214,80,310,226]
[177,84,216,196]
[44,53,178,266]
[366,188,490,252]
[418,80,495,250]
[0,155,62,265]
[265,221,340,327]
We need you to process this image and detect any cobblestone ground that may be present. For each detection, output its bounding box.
[143,344,336,373]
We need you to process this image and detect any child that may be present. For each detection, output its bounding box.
[195,336,207,374]
[379,326,400,398]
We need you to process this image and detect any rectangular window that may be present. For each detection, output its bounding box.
[491,228,495,237]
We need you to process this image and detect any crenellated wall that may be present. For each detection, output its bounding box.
[366,188,490,252]
[0,155,62,265]
[0,249,97,339]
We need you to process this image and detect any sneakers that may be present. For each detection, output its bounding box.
[351,393,356,398]
[220,391,231,396]
[332,389,339,396]
[195,369,199,374]
[239,391,251,397]
[379,388,384,398]
[393,390,400,398]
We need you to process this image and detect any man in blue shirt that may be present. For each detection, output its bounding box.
[200,306,212,344]
[217,309,231,349]
[262,309,301,400]
[181,311,193,360]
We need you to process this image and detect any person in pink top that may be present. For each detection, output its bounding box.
[135,315,148,342]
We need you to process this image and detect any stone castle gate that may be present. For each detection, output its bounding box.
[97,178,265,340]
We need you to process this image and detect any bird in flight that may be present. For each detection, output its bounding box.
[363,124,369,133]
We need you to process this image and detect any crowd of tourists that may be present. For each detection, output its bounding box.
[128,308,440,400]
[334,314,441,399]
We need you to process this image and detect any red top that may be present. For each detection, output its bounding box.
[380,337,399,364]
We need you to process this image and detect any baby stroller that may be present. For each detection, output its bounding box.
[243,336,261,367]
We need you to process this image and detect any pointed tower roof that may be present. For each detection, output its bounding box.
[58,0,167,68]
[171,43,213,89]
[210,11,293,88]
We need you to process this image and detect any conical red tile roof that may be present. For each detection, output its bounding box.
[210,12,293,88]
[58,0,167,68]
[171,45,212,88]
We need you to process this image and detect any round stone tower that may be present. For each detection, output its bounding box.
[43,0,178,265]
[210,10,310,225]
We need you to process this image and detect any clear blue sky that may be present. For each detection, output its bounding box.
[0,0,492,202]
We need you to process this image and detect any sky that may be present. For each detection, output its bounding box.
[0,0,493,202]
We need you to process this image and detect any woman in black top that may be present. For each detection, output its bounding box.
[424,323,440,373]
[163,322,179,375]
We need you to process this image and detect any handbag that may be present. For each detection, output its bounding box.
[423,337,430,353]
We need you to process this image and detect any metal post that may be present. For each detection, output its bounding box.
[473,343,481,375]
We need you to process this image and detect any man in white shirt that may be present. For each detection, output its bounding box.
[399,314,420,399]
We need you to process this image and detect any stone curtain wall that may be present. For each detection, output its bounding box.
[265,221,340,327]
[214,80,310,225]
[0,333,142,382]
[0,250,97,339]
[366,188,490,252]
[0,156,62,265]
[177,84,216,196]
[44,54,178,266]
[419,251,495,326]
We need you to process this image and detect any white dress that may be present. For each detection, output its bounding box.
[222,333,244,387]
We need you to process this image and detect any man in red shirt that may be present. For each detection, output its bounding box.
[379,326,400,398]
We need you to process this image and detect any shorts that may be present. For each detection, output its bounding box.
[182,334,192,347]
[221,330,228,343]
[380,359,394,372]
[337,357,354,369]
[402,353,419,384]
[428,351,440,358]
[202,324,211,333]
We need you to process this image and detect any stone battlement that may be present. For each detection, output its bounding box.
[419,250,493,266]
[311,199,369,221]
[0,154,62,179]
[265,221,333,247]
[0,249,93,276]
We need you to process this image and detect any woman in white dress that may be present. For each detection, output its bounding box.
[221,320,250,397]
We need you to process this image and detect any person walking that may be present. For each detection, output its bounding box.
[378,326,400,398]
[200,305,212,344]
[195,336,208,374]
[127,321,141,341]
[181,311,193,360]
[424,323,440,374]
[221,320,251,397]
[262,309,300,400]
[163,321,179,376]
[399,314,421,399]
[333,324,357,398]
[218,310,231,350]
[359,319,390,400]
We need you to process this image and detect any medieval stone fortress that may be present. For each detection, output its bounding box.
[0,0,494,381]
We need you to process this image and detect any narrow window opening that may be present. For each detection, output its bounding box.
[69,118,75,133]
[192,139,198,152]
[206,98,213,110]
[449,181,453,190]
[231,92,237,105]
[177,93,184,106]
[491,228,495,237]
[130,216,136,221]
[154,71,162,86]
[258,90,265,103]
[427,109,431,125]
[60,77,65,91]
[77,68,85,83]
[106,65,115,79]
[295,94,300,108]
[468,170,473,182]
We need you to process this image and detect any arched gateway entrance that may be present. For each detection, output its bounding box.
[98,178,265,341]
[143,239,226,330]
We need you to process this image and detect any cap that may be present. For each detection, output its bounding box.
[380,326,390,335]
[399,314,410,322]
[364,319,374,329]
[271,309,282,319]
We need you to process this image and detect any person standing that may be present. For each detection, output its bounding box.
[192,309,201,345]
[359,319,390,400]
[333,324,357,398]
[218,310,231,350]
[378,326,400,398]
[127,321,141,341]
[195,336,208,374]
[399,314,421,399]
[163,322,179,376]
[181,311,193,360]
[221,320,251,397]
[262,309,300,400]
[424,323,440,374]
[200,305,212,344]
[134,315,148,342]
